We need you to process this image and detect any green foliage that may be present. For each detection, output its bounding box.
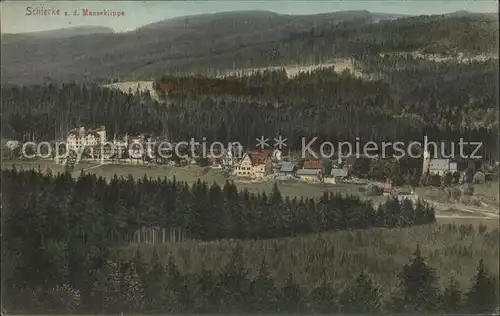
[308,281,338,313]
[339,271,381,313]
[466,258,498,314]
[189,269,219,313]
[442,275,463,313]
[397,244,441,312]
[217,245,251,312]
[1,168,496,314]
[2,57,498,164]
[280,273,306,312]
[249,258,279,312]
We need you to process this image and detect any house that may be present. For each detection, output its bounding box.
[66,126,106,159]
[296,168,323,182]
[232,149,273,178]
[422,149,457,176]
[330,168,349,182]
[383,178,393,196]
[5,140,20,150]
[303,160,325,173]
[275,161,297,177]
[428,159,456,175]
[221,148,234,167]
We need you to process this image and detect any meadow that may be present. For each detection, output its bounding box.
[121,222,499,298]
[0,160,386,200]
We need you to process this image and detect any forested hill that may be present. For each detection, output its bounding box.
[2,62,498,162]
[1,11,497,85]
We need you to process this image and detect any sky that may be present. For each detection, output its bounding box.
[1,0,498,34]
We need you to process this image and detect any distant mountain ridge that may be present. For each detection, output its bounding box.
[0,10,497,85]
[2,26,114,39]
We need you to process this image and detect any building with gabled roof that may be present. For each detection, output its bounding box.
[303,160,325,173]
[296,168,323,182]
[275,161,298,177]
[383,178,393,196]
[330,168,349,182]
[66,126,107,160]
[232,149,274,179]
[422,148,458,176]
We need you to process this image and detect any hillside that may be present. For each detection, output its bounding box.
[2,10,497,85]
[1,26,114,39]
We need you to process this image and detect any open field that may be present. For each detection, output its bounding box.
[217,58,368,79]
[2,160,498,223]
[1,160,368,198]
[101,59,370,100]
[103,81,160,101]
[122,222,500,295]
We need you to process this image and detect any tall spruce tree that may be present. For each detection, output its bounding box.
[308,280,338,313]
[466,259,498,314]
[190,268,219,313]
[217,244,250,312]
[120,262,144,312]
[279,273,305,313]
[144,248,164,311]
[249,258,279,312]
[339,271,381,313]
[397,244,440,312]
[163,254,187,313]
[442,275,463,314]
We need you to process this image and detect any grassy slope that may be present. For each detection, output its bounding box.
[121,223,499,296]
[3,160,497,210]
[0,160,385,201]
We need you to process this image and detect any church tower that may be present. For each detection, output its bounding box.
[422,147,431,176]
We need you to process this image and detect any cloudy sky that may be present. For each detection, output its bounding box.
[1,0,498,34]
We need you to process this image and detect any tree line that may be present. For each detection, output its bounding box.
[1,167,435,243]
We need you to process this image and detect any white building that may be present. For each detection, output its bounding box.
[67,126,106,149]
[222,148,234,167]
[66,126,107,160]
[422,149,457,176]
[232,150,274,179]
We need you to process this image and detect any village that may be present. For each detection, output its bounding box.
[2,124,496,213]
[5,126,480,206]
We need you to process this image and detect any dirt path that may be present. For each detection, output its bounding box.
[72,162,105,177]
[426,199,499,219]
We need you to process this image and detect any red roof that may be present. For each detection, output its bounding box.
[247,150,273,166]
[303,160,325,171]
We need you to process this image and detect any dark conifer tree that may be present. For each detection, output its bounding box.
[397,244,441,313]
[308,281,338,313]
[190,269,219,313]
[217,244,250,312]
[442,275,463,314]
[279,273,305,313]
[249,258,279,312]
[466,259,498,314]
[339,271,381,313]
